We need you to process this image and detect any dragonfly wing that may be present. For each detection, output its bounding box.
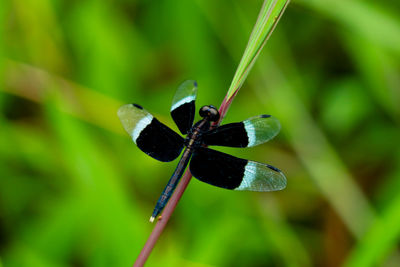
[189,147,286,191]
[202,115,281,147]
[170,80,198,134]
[118,103,184,162]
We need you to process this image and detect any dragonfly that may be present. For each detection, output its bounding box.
[118,80,286,222]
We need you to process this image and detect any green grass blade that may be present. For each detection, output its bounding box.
[226,0,290,101]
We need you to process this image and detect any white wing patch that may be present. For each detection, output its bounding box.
[170,95,196,112]
[244,120,256,147]
[236,161,257,190]
[132,114,153,144]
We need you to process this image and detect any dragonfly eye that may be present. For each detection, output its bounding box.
[199,105,220,122]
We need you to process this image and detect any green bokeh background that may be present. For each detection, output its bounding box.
[1,0,400,266]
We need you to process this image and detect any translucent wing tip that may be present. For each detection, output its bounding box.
[184,79,197,87]
[177,80,198,93]
[171,80,198,109]
[244,115,281,147]
[117,103,152,136]
[266,164,287,190]
[236,161,287,192]
[117,103,139,119]
[258,114,281,130]
[275,171,287,190]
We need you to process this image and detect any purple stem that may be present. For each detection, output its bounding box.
[133,170,193,267]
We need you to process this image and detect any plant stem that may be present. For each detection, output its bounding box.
[133,171,193,267]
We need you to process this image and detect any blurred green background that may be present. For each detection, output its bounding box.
[1,0,400,266]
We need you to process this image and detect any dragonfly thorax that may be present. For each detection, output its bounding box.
[184,106,219,149]
[184,119,210,149]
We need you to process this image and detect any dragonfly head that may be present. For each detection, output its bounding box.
[199,105,220,122]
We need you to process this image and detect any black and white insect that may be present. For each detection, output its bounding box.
[118,80,286,222]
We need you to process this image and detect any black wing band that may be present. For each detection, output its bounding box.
[118,104,184,162]
[136,118,184,162]
[170,80,198,134]
[202,115,281,148]
[202,122,248,147]
[190,147,286,191]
